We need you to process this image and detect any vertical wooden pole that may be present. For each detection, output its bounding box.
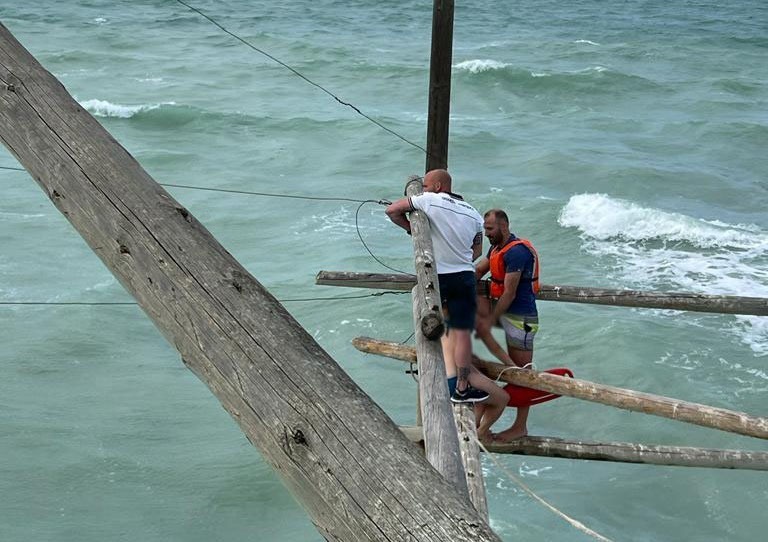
[406,172,466,494]
[425,0,455,172]
[411,288,468,495]
[454,406,489,518]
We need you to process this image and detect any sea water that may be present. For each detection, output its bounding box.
[1,1,767,540]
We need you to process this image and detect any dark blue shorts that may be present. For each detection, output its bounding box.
[438,271,477,330]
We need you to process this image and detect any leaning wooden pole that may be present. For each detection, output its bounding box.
[425,0,454,171]
[353,337,768,440]
[315,271,768,316]
[0,24,499,542]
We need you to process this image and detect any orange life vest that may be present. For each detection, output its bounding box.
[489,237,540,299]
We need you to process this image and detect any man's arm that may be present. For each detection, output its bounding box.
[385,197,413,233]
[474,256,490,280]
[471,232,483,262]
[491,271,521,323]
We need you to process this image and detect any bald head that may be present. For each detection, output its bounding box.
[423,169,452,193]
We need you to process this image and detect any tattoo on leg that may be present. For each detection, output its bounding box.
[457,367,470,388]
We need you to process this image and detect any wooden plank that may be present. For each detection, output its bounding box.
[0,24,500,542]
[316,271,768,316]
[354,337,768,440]
[400,428,768,471]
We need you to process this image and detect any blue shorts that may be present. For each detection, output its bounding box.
[438,271,477,330]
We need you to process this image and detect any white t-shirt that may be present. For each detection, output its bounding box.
[409,191,483,274]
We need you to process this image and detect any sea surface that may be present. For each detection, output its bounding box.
[1,1,767,540]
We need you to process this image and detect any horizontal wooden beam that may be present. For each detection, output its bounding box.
[400,428,768,471]
[317,271,768,316]
[353,337,768,440]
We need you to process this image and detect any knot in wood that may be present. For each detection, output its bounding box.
[420,311,444,340]
[292,429,307,445]
[175,206,192,222]
[118,244,130,255]
[6,84,15,93]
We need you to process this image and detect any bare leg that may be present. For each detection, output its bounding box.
[475,297,514,365]
[451,328,474,391]
[494,406,529,442]
[509,347,533,368]
[468,368,507,440]
[440,330,457,379]
[493,343,534,441]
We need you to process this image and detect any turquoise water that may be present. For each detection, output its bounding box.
[1,1,767,540]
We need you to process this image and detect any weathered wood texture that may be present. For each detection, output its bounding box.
[425,0,454,171]
[316,271,768,316]
[400,428,768,471]
[353,337,768,440]
[406,177,445,340]
[453,406,488,517]
[411,289,468,494]
[0,25,499,542]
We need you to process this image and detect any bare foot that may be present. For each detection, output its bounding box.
[476,430,494,444]
[493,426,528,443]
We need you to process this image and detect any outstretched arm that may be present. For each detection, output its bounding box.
[492,271,521,323]
[385,198,413,233]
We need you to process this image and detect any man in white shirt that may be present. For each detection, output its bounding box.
[386,169,507,438]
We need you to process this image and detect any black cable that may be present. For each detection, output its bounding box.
[355,200,414,276]
[3,168,413,284]
[0,291,408,306]
[159,182,386,204]
[174,0,428,156]
[0,301,136,306]
[0,165,24,171]
[278,291,408,302]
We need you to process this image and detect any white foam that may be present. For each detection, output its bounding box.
[574,39,601,46]
[454,59,508,73]
[559,193,768,249]
[559,193,768,354]
[78,98,175,118]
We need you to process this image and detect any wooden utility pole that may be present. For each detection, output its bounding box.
[0,24,500,542]
[404,176,468,493]
[425,0,455,171]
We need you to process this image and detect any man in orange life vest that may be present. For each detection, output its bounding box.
[474,208,540,441]
[386,170,508,439]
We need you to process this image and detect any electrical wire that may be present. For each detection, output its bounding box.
[174,0,428,156]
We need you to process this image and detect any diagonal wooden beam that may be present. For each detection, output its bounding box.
[353,337,768,440]
[0,23,500,542]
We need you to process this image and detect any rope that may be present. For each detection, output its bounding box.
[475,436,615,542]
[493,363,534,384]
[173,0,428,156]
